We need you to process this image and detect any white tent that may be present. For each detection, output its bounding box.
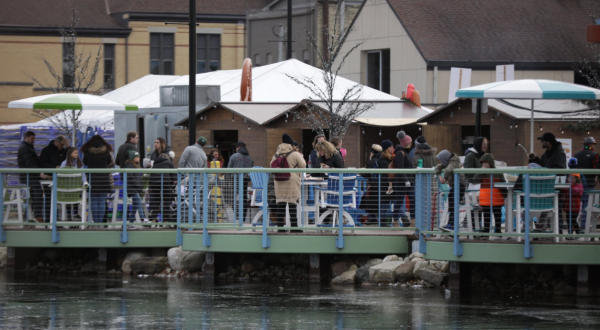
[103,59,400,107]
[0,109,115,130]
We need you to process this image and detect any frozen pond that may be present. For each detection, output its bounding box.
[1,271,600,329]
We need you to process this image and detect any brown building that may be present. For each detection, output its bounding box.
[417,98,599,166]
[173,100,427,168]
[0,0,269,124]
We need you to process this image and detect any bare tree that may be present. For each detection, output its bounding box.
[285,1,374,137]
[26,7,105,143]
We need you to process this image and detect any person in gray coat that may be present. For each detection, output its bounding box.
[228,142,254,222]
[178,136,208,168]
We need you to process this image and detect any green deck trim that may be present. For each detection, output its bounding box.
[182,233,408,254]
[425,241,600,265]
[0,231,178,248]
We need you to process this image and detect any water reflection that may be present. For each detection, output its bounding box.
[0,272,600,329]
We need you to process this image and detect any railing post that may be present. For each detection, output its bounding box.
[261,172,270,248]
[51,173,59,243]
[378,174,381,227]
[238,172,244,227]
[195,173,201,226]
[121,172,128,243]
[0,174,5,243]
[453,173,462,256]
[202,172,211,247]
[417,173,426,254]
[426,173,432,236]
[188,173,194,229]
[176,172,182,245]
[524,174,533,258]
[336,172,345,249]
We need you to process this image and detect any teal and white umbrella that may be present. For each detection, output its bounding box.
[8,93,137,142]
[456,79,600,152]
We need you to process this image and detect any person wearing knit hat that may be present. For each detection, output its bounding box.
[397,130,412,148]
[282,133,294,145]
[381,139,393,151]
[412,135,437,168]
[471,153,505,234]
[271,132,306,232]
[435,150,465,232]
[371,144,382,154]
[127,149,140,161]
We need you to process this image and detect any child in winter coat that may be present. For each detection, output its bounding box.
[471,153,506,234]
[124,149,147,228]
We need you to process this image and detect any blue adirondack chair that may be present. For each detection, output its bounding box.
[514,174,558,242]
[314,173,357,227]
[249,166,272,226]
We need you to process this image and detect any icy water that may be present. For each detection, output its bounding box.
[1,271,600,329]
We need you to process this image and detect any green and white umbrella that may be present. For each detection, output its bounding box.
[8,93,137,142]
[456,79,600,152]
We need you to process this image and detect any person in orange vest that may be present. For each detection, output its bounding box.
[471,153,506,236]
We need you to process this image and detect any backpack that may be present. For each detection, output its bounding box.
[270,151,295,181]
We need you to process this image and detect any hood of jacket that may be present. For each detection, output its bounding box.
[276,143,294,155]
[237,147,250,156]
[153,155,172,166]
[89,145,107,155]
[415,146,437,155]
[449,154,462,167]
[548,141,565,155]
[465,147,479,157]
[416,142,432,151]
[47,140,57,149]
[479,153,496,166]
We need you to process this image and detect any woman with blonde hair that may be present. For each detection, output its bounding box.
[309,134,326,168]
[313,140,344,177]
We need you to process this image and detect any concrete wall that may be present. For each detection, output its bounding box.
[335,0,427,100]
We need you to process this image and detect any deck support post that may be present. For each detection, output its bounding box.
[577,265,600,296]
[6,247,15,267]
[97,248,107,274]
[203,252,215,277]
[309,254,331,283]
[447,261,470,292]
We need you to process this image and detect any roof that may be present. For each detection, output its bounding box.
[417,98,597,123]
[103,59,400,108]
[176,102,298,126]
[108,0,268,16]
[387,0,600,64]
[176,100,431,127]
[0,0,268,32]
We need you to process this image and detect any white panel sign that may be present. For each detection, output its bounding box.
[496,64,515,82]
[448,67,472,102]
[557,138,572,159]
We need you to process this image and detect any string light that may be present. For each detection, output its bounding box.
[247,124,251,130]
[510,124,513,129]
[515,123,518,128]
[362,127,365,134]
[539,124,543,131]
[561,126,564,134]
[440,120,443,124]
[285,113,288,123]
[491,116,494,122]
[418,126,422,131]
[379,129,382,136]
[232,115,235,122]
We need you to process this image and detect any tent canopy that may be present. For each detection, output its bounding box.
[456,79,600,100]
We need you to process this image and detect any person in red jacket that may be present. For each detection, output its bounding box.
[560,173,584,234]
[471,153,506,235]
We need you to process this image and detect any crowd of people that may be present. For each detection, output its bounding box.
[16,127,599,236]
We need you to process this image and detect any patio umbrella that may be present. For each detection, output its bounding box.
[456,79,600,152]
[8,93,137,143]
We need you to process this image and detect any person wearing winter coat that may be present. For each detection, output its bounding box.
[17,131,49,222]
[228,142,254,222]
[538,132,567,169]
[312,140,344,178]
[560,173,584,234]
[270,134,306,232]
[115,131,138,168]
[149,153,176,223]
[463,137,488,184]
[124,150,146,227]
[435,150,465,231]
[179,136,208,169]
[574,136,598,226]
[82,135,114,223]
[471,153,506,234]
[360,144,382,223]
[309,134,326,168]
[40,136,68,169]
[412,136,438,168]
[378,139,395,224]
[394,131,414,227]
[149,137,171,164]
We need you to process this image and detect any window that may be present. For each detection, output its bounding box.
[366,50,390,93]
[303,50,310,64]
[254,54,261,67]
[150,33,174,74]
[63,42,75,88]
[197,34,220,73]
[266,53,273,64]
[104,44,115,91]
